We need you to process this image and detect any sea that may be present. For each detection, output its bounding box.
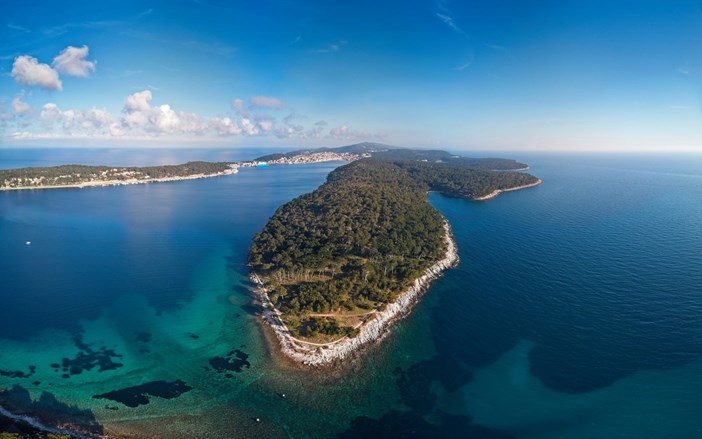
[0,148,701,438]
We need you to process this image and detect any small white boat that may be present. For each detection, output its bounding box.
[26,241,31,245]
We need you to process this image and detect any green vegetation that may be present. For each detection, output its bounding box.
[0,161,233,189]
[249,159,445,319]
[249,153,539,340]
[396,160,538,199]
[292,317,361,339]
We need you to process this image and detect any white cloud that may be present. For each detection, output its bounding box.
[328,124,351,139]
[52,45,97,77]
[11,56,62,90]
[178,112,208,136]
[249,95,284,108]
[124,89,153,112]
[83,108,114,129]
[153,104,181,133]
[257,119,274,133]
[121,90,181,133]
[239,117,259,135]
[210,116,242,136]
[274,125,299,138]
[120,90,213,136]
[39,103,63,126]
[231,98,248,117]
[12,96,32,115]
[10,45,95,91]
[5,89,377,143]
[38,102,119,135]
[121,90,152,128]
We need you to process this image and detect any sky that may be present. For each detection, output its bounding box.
[0,0,700,151]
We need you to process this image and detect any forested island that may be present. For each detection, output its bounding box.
[0,142,540,366]
[0,161,238,190]
[248,148,541,364]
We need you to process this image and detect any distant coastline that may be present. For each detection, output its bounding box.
[0,168,239,191]
[0,152,360,191]
[251,221,458,366]
[474,178,543,201]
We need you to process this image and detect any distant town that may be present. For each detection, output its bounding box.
[0,149,369,190]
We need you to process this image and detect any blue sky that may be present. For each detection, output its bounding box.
[1,0,700,151]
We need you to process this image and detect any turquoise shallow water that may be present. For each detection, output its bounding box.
[1,149,701,438]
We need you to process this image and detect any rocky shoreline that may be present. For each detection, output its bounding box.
[251,221,459,366]
[474,178,543,201]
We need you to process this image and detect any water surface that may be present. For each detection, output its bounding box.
[1,150,701,438]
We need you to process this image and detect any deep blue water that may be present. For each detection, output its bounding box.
[1,149,701,438]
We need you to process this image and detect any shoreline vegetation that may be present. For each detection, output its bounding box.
[0,161,239,191]
[0,142,540,370]
[251,221,458,365]
[473,178,543,201]
[248,144,541,366]
[0,167,239,191]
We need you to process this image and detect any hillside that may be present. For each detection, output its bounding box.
[249,153,540,342]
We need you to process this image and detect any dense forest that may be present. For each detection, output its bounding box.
[249,155,539,340]
[0,161,233,189]
[396,160,537,198]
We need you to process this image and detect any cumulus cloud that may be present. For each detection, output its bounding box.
[120,90,212,136]
[6,90,379,142]
[249,95,284,108]
[121,90,182,134]
[52,45,97,77]
[231,98,248,117]
[37,102,121,135]
[39,103,63,126]
[124,89,153,113]
[210,116,242,136]
[123,90,242,136]
[11,56,62,91]
[10,45,96,91]
[83,108,115,130]
[12,96,32,115]
[178,112,208,136]
[257,119,274,133]
[239,117,259,136]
